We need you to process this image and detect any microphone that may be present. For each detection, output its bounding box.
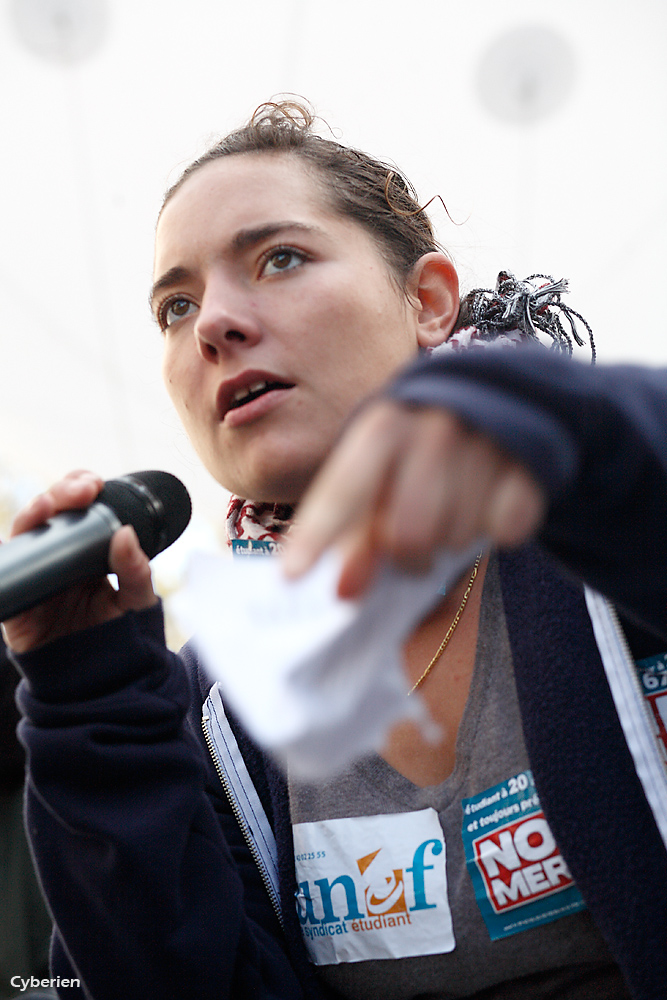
[0,471,192,621]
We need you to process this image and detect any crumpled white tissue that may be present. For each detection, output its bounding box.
[170,543,484,779]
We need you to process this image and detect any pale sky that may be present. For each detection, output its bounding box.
[0,0,665,542]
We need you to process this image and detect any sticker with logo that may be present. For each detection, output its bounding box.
[293,808,454,965]
[231,539,279,556]
[634,651,667,765]
[461,770,586,941]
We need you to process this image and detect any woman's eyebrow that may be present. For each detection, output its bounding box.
[149,265,191,312]
[231,221,323,253]
[149,223,324,310]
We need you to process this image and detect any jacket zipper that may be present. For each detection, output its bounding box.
[201,711,284,927]
[585,588,667,849]
[607,602,661,737]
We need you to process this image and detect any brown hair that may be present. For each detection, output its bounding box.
[161,99,442,287]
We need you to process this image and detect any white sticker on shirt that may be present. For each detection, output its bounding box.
[293,808,454,965]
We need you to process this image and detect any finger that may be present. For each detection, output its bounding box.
[485,466,547,545]
[10,471,104,537]
[360,411,543,567]
[377,409,469,569]
[335,515,384,601]
[9,493,56,537]
[108,526,157,612]
[47,471,105,510]
[430,431,506,550]
[283,403,406,578]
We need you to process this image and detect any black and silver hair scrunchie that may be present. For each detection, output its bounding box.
[457,272,596,363]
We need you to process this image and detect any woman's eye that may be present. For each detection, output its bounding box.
[159,297,196,330]
[262,248,305,277]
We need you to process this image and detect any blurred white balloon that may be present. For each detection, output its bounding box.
[477,25,577,125]
[10,0,108,65]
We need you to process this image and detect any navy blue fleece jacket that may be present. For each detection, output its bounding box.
[12,348,667,999]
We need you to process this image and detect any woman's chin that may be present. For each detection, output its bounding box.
[216,462,315,505]
[203,416,340,503]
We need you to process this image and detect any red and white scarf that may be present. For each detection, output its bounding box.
[226,496,294,550]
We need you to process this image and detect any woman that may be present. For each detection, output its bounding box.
[4,102,667,999]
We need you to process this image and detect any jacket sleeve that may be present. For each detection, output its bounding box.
[0,632,24,791]
[12,604,310,1000]
[387,347,667,637]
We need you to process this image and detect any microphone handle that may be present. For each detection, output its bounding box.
[0,504,122,621]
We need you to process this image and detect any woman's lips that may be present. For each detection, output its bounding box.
[217,371,295,420]
[221,379,295,428]
[228,378,289,410]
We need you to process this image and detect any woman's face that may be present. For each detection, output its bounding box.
[153,153,434,502]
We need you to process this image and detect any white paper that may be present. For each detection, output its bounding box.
[170,543,484,778]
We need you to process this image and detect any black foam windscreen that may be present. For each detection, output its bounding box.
[98,471,192,559]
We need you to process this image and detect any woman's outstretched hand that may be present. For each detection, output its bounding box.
[283,400,546,600]
[2,470,157,654]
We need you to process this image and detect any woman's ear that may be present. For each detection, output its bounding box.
[408,253,459,349]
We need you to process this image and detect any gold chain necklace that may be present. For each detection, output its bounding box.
[407,551,484,696]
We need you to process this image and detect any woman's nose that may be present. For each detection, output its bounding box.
[194,285,261,361]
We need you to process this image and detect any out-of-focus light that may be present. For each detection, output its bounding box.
[10,0,107,65]
[477,25,576,125]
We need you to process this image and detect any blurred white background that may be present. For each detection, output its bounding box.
[0,0,665,573]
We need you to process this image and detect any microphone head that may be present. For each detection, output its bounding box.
[97,471,192,559]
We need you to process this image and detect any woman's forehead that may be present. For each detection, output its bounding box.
[158,154,330,236]
[153,152,358,278]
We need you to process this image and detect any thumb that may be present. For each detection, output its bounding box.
[109,526,158,612]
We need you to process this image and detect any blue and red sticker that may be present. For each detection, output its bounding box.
[461,770,586,941]
[634,652,667,765]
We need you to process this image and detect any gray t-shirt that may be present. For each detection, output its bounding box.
[289,556,629,999]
